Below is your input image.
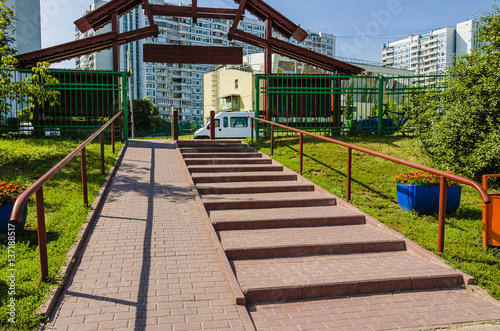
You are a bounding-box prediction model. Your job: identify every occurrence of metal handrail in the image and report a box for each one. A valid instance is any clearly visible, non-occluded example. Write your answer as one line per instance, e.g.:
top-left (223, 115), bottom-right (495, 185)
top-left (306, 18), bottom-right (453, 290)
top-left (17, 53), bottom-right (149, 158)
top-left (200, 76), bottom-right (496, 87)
top-left (248, 116), bottom-right (490, 255)
top-left (9, 111), bottom-right (122, 281)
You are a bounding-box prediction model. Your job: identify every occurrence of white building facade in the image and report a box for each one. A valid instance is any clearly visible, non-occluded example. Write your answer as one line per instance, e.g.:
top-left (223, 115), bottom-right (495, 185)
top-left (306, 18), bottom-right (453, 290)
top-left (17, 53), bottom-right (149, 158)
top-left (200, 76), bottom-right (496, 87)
top-left (6, 0), bottom-right (41, 54)
top-left (76, 1), bottom-right (335, 123)
top-left (381, 20), bottom-right (476, 75)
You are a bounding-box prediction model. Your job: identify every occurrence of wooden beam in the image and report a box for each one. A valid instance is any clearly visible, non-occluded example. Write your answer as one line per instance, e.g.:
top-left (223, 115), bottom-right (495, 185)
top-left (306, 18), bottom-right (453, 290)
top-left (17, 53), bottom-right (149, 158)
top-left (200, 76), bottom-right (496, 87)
top-left (142, 0), bottom-right (159, 36)
top-left (228, 0), bottom-right (247, 40)
top-left (143, 44), bottom-right (243, 65)
top-left (192, 0), bottom-right (197, 23)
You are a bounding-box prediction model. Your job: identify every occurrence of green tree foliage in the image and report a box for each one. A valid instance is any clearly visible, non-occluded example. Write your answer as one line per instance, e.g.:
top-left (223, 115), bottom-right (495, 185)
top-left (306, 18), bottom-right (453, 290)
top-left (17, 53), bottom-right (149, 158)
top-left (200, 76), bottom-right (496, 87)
top-left (406, 2), bottom-right (500, 181)
top-left (0, 1), bottom-right (59, 124)
top-left (131, 98), bottom-right (166, 131)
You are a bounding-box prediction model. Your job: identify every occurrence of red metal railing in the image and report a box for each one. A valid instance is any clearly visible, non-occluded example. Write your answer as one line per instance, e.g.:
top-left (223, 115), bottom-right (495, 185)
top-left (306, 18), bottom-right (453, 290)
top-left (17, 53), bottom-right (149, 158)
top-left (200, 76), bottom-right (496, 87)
top-left (249, 116), bottom-right (491, 255)
top-left (9, 111), bottom-right (122, 282)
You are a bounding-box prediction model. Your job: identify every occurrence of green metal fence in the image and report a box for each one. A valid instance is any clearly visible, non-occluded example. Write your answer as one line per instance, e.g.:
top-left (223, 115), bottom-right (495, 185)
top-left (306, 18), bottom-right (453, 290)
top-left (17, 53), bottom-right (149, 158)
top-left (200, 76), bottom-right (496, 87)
top-left (1, 69), bottom-right (128, 139)
top-left (134, 121), bottom-right (202, 139)
top-left (254, 74), bottom-right (445, 137)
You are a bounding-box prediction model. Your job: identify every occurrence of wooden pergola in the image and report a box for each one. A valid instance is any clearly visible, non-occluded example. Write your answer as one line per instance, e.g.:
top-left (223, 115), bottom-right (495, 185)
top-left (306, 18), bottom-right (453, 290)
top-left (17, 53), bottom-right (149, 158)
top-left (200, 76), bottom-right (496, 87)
top-left (15, 0), bottom-right (362, 75)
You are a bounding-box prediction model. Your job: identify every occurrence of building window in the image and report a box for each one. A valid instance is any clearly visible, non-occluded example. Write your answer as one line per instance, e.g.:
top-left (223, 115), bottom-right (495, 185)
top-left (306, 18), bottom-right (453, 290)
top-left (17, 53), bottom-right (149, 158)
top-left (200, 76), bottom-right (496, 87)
top-left (235, 79), bottom-right (239, 89)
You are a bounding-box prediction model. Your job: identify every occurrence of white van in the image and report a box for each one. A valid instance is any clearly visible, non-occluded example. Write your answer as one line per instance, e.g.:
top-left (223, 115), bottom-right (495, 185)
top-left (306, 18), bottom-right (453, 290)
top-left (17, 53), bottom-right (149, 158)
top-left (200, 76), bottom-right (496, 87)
top-left (194, 111), bottom-right (254, 139)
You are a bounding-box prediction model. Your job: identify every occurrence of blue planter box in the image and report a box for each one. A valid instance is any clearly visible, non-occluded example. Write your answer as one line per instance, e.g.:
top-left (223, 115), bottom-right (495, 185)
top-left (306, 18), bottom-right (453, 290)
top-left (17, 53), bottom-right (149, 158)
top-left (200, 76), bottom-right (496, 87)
top-left (397, 184), bottom-right (462, 214)
top-left (0, 204), bottom-right (27, 235)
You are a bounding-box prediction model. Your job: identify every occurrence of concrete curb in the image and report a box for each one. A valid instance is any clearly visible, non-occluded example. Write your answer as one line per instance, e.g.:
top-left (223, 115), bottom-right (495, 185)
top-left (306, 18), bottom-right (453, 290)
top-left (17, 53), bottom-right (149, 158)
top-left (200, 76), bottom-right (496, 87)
top-left (37, 141), bottom-right (128, 319)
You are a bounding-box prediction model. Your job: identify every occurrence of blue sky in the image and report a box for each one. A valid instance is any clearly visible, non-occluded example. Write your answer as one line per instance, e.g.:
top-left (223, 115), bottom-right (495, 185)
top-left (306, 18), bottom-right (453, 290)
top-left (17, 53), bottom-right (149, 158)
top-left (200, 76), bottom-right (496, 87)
top-left (40, 0), bottom-right (496, 67)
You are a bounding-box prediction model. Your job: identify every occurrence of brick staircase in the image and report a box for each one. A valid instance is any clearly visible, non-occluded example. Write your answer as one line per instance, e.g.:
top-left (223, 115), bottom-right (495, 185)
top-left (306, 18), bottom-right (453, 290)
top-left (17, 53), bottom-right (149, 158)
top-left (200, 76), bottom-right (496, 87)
top-left (177, 140), bottom-right (465, 304)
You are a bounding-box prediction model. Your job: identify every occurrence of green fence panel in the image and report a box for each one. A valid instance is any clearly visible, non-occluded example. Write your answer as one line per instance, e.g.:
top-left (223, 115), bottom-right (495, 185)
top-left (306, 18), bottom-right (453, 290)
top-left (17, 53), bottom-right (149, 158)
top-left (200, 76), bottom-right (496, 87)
top-left (254, 73), bottom-right (445, 137)
top-left (1, 69), bottom-right (128, 139)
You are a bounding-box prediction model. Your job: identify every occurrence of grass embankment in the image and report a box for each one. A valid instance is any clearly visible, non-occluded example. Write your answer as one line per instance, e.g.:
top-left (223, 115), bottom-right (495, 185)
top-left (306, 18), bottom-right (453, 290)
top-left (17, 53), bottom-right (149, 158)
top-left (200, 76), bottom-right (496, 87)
top-left (0, 137), bottom-right (123, 330)
top-left (248, 134), bottom-right (500, 300)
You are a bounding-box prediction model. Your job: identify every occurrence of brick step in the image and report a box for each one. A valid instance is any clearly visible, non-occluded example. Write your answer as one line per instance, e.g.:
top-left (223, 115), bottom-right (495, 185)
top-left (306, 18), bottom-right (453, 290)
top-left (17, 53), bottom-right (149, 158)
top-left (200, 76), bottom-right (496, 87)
top-left (182, 153), bottom-right (262, 159)
top-left (197, 181), bottom-right (314, 195)
top-left (188, 164), bottom-right (283, 173)
top-left (209, 206), bottom-right (365, 230)
top-left (179, 147), bottom-right (255, 153)
top-left (232, 251), bottom-right (464, 303)
top-left (176, 139), bottom-right (243, 146)
top-left (202, 191), bottom-right (336, 210)
top-left (192, 171), bottom-right (296, 183)
top-left (185, 158), bottom-right (272, 165)
top-left (220, 224), bottom-right (406, 260)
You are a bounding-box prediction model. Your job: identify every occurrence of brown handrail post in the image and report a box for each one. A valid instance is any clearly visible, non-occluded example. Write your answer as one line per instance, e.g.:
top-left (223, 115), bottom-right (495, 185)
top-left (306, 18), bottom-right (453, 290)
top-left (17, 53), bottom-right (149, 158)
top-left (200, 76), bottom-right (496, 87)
top-left (250, 118), bottom-right (254, 144)
top-left (247, 116), bottom-right (491, 256)
top-left (81, 148), bottom-right (88, 206)
top-left (299, 133), bottom-right (303, 175)
top-left (36, 188), bottom-right (49, 282)
top-left (270, 125), bottom-right (274, 156)
top-left (173, 110), bottom-right (179, 140)
top-left (437, 176), bottom-right (447, 255)
top-left (210, 110), bottom-right (215, 140)
top-left (100, 132), bottom-right (105, 175)
top-left (347, 147), bottom-right (352, 202)
top-left (111, 121), bottom-right (115, 155)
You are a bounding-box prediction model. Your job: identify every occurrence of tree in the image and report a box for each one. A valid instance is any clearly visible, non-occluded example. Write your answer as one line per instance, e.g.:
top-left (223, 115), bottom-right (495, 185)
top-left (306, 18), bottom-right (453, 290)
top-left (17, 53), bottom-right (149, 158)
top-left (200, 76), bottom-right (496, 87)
top-left (406, 2), bottom-right (500, 181)
top-left (131, 98), bottom-right (165, 131)
top-left (0, 1), bottom-right (59, 124)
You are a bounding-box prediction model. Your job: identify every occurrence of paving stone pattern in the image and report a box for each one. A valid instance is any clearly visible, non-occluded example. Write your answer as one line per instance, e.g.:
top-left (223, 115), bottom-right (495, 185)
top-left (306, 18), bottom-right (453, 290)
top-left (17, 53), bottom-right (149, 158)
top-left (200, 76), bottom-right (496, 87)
top-left (46, 140), bottom-right (248, 331)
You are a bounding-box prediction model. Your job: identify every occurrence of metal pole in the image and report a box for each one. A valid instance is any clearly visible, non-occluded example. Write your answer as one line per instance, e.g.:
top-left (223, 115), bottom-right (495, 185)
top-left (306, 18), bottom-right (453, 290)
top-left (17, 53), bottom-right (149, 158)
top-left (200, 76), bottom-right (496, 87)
top-left (254, 75), bottom-right (260, 140)
top-left (111, 121), bottom-right (115, 155)
top-left (437, 176), bottom-right (447, 255)
top-left (270, 125), bottom-right (274, 156)
top-left (173, 110), bottom-right (179, 140)
top-left (81, 148), bottom-right (88, 206)
top-left (299, 133), bottom-right (303, 175)
top-left (36, 188), bottom-right (48, 282)
top-left (210, 110), bottom-right (215, 140)
top-left (100, 132), bottom-right (105, 175)
top-left (347, 147), bottom-right (352, 202)
top-left (250, 118), bottom-right (254, 144)
top-left (482, 175), bottom-right (488, 248)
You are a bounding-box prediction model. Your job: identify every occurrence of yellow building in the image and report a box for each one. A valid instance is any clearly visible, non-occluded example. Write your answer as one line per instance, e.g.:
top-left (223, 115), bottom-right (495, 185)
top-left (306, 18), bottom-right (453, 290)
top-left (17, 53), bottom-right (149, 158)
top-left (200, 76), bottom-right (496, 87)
top-left (203, 67), bottom-right (254, 124)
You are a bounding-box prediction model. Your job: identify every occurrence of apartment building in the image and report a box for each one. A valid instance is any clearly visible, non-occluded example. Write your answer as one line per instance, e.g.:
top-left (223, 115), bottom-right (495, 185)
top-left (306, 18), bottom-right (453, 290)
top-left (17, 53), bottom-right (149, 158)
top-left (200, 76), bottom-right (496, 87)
top-left (381, 20), bottom-right (476, 75)
top-left (6, 0), bottom-right (41, 54)
top-left (75, 0), bottom-right (335, 124)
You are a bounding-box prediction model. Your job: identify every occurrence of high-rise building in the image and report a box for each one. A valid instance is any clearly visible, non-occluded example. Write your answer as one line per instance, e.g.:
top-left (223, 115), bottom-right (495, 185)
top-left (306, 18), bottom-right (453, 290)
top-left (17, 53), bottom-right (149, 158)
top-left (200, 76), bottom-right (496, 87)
top-left (6, 0), bottom-right (41, 54)
top-left (75, 0), bottom-right (335, 123)
top-left (381, 20), bottom-right (477, 75)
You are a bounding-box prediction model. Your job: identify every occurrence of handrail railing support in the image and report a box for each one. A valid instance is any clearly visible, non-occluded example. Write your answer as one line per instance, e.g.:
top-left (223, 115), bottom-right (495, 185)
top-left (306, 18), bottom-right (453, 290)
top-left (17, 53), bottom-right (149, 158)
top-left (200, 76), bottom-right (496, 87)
top-left (299, 133), bottom-right (303, 175)
top-left (9, 111), bottom-right (123, 282)
top-left (81, 148), bottom-right (88, 206)
top-left (270, 125), bottom-right (274, 156)
top-left (111, 121), bottom-right (115, 155)
top-left (210, 110), bottom-right (215, 140)
top-left (250, 118), bottom-right (254, 144)
top-left (437, 176), bottom-right (447, 255)
top-left (100, 132), bottom-right (105, 175)
top-left (173, 110), bottom-right (179, 140)
top-left (347, 147), bottom-right (352, 202)
top-left (36, 188), bottom-right (49, 282)
top-left (248, 116), bottom-right (491, 255)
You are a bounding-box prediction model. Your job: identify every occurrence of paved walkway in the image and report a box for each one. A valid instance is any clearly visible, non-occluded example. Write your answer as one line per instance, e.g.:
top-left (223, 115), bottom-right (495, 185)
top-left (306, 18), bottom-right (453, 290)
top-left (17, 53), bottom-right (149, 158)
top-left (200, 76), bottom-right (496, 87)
top-left (45, 139), bottom-right (500, 331)
top-left (46, 140), bottom-right (250, 331)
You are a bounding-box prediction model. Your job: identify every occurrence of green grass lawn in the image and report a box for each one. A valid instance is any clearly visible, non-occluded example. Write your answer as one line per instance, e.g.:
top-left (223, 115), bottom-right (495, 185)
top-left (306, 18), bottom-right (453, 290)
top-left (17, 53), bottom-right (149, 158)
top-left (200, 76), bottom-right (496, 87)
top-left (248, 134), bottom-right (500, 301)
top-left (0, 136), bottom-right (123, 331)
